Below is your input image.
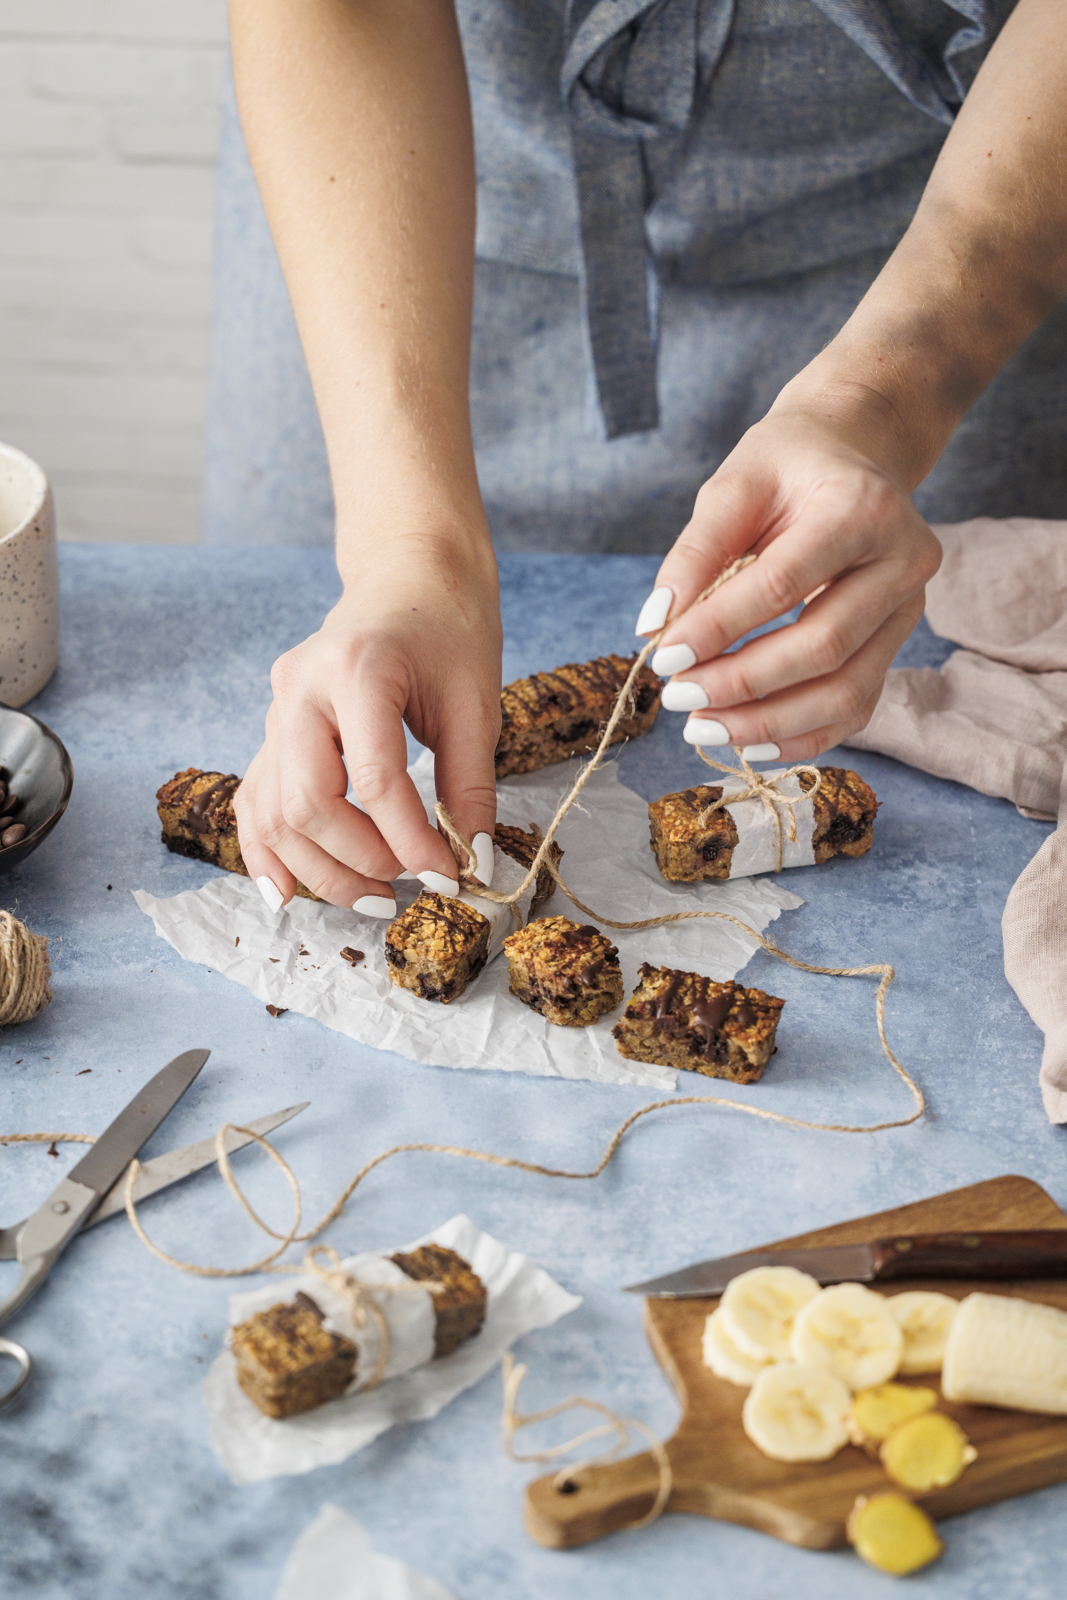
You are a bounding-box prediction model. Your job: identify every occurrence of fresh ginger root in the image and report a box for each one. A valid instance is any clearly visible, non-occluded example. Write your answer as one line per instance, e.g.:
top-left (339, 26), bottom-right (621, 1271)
top-left (847, 1383), bottom-right (937, 1450)
top-left (880, 1410), bottom-right (976, 1491)
top-left (847, 1492), bottom-right (943, 1575)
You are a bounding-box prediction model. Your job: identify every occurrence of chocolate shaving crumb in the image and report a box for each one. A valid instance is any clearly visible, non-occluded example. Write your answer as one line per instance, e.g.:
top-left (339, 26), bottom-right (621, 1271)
top-left (340, 947), bottom-right (365, 966)
top-left (47, 1142), bottom-right (59, 1158)
top-left (235, 936), bottom-right (240, 946)
top-left (76, 1068), bottom-right (91, 1076)
top-left (107, 884), bottom-right (112, 891)
top-left (269, 957), bottom-right (280, 963)
top-left (298, 945), bottom-right (309, 957)
top-left (265, 1004), bottom-right (287, 1018)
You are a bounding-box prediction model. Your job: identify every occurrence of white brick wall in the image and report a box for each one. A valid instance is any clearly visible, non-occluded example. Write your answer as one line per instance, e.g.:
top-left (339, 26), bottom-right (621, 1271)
top-left (0, 1), bottom-right (229, 544)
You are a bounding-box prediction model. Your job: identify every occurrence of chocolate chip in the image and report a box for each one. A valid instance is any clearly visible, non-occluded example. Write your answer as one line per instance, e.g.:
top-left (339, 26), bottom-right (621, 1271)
top-left (340, 946), bottom-right (365, 966)
top-left (265, 1004), bottom-right (287, 1018)
top-left (1, 823), bottom-right (26, 847)
top-left (76, 1069), bottom-right (91, 1076)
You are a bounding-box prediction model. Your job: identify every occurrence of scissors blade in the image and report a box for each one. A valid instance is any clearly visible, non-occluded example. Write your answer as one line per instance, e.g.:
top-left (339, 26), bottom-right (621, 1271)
top-left (64, 1048), bottom-right (210, 1197)
top-left (85, 1102), bottom-right (309, 1227)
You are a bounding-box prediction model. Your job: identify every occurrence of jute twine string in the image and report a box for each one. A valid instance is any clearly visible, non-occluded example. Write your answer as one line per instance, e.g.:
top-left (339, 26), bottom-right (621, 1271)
top-left (0, 910), bottom-right (52, 1027)
top-left (501, 1351), bottom-right (673, 1530)
top-left (694, 747), bottom-right (823, 871)
top-left (433, 555), bottom-right (761, 926)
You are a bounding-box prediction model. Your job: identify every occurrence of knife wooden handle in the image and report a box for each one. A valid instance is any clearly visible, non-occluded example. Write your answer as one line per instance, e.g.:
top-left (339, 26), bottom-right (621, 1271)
top-left (870, 1230), bottom-right (1067, 1281)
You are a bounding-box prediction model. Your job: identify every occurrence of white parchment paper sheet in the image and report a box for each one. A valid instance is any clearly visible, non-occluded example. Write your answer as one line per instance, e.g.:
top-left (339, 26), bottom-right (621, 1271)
top-left (203, 1214), bottom-right (581, 1484)
top-left (276, 1506), bottom-right (455, 1600)
top-left (135, 754), bottom-right (802, 1090)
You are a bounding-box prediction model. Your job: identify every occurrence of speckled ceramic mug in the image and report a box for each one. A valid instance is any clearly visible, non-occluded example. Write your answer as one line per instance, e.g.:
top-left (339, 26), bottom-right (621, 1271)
top-left (0, 442), bottom-right (59, 708)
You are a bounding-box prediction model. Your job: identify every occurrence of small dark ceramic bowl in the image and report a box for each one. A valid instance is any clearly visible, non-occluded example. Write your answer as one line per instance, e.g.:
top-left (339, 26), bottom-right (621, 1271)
top-left (0, 703), bottom-right (73, 873)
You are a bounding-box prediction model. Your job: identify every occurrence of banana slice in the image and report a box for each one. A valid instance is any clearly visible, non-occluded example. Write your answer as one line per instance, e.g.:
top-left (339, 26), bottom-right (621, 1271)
top-left (719, 1265), bottom-right (821, 1362)
top-left (885, 1290), bottom-right (959, 1374)
top-left (702, 1309), bottom-right (773, 1387)
top-left (742, 1360), bottom-right (851, 1461)
top-left (790, 1283), bottom-right (903, 1390)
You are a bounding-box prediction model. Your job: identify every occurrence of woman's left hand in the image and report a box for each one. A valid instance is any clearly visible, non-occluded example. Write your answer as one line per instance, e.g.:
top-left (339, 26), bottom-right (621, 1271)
top-left (636, 393), bottom-right (943, 762)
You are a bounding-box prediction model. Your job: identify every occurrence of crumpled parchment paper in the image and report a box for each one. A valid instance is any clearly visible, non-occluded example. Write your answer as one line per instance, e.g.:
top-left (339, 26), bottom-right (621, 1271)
top-left (135, 753), bottom-right (802, 1090)
top-left (275, 1505), bottom-right (454, 1600)
top-left (203, 1213), bottom-right (581, 1483)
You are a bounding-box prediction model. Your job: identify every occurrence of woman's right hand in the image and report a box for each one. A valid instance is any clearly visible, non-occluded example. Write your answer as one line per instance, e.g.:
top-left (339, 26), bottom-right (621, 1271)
top-left (233, 531), bottom-right (502, 917)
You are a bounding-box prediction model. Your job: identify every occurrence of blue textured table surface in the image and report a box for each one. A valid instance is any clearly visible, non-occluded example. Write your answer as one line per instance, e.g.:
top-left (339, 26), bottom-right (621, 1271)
top-left (1, 546), bottom-right (1064, 1600)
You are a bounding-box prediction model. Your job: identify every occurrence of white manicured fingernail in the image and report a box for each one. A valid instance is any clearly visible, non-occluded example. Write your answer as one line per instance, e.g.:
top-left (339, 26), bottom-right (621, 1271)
top-left (741, 743), bottom-right (781, 763)
top-left (256, 876), bottom-right (284, 913)
top-left (651, 643), bottom-right (697, 677)
top-left (683, 718), bottom-right (731, 746)
top-left (354, 894), bottom-right (396, 918)
top-left (635, 586), bottom-right (673, 635)
top-left (418, 870), bottom-right (460, 897)
top-left (471, 832), bottom-right (495, 888)
top-left (396, 869), bottom-right (417, 881)
top-left (661, 680), bottom-right (709, 712)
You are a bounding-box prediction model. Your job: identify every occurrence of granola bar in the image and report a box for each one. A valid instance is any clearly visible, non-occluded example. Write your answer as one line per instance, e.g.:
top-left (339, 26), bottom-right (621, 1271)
top-left (232, 1292), bottom-right (357, 1419)
top-left (156, 767), bottom-right (319, 899)
top-left (612, 964), bottom-right (784, 1081)
top-left (648, 765), bottom-right (879, 882)
top-left (495, 654), bottom-right (661, 777)
top-left (231, 1247), bottom-right (487, 1419)
top-left (390, 1243), bottom-right (488, 1357)
top-left (503, 915), bottom-right (624, 1027)
top-left (385, 824), bottom-right (561, 1003)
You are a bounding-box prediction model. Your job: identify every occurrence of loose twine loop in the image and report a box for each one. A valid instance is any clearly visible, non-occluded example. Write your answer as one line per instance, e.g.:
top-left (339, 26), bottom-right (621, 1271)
top-left (0, 910), bottom-right (52, 1027)
top-left (501, 1351), bottom-right (673, 1530)
top-left (0, 554), bottom-right (925, 1526)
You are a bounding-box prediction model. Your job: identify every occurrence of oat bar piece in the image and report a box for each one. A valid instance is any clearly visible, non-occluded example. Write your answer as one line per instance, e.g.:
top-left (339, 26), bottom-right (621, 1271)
top-left (612, 964), bottom-right (784, 1082)
top-left (157, 767), bottom-right (319, 899)
top-left (806, 766), bottom-right (879, 862)
top-left (648, 785), bottom-right (739, 882)
top-left (390, 1243), bottom-right (488, 1357)
top-left (647, 765), bottom-right (879, 882)
top-left (385, 824), bottom-right (562, 1003)
top-left (231, 1292), bottom-right (357, 1419)
top-left (386, 892), bottom-right (490, 1003)
top-left (492, 823), bottom-right (560, 917)
top-left (503, 915), bottom-right (624, 1027)
top-left (495, 654), bottom-right (661, 778)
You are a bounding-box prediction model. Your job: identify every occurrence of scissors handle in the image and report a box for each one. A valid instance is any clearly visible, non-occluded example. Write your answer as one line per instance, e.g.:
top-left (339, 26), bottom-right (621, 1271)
top-left (0, 1337), bottom-right (32, 1409)
top-left (0, 1177), bottom-right (99, 1330)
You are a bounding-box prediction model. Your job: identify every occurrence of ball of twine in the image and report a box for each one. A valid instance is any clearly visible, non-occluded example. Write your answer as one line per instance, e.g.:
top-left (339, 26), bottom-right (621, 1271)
top-left (0, 910), bottom-right (52, 1027)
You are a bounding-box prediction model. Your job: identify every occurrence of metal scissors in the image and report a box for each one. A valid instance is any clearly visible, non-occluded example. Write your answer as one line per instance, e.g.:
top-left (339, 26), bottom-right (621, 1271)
top-left (0, 1047), bottom-right (307, 1406)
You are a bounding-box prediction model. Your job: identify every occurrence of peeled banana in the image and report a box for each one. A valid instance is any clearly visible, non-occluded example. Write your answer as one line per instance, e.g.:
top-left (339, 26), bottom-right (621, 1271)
top-left (885, 1290), bottom-right (959, 1374)
top-left (790, 1282), bottom-right (903, 1391)
top-left (941, 1291), bottom-right (1067, 1414)
top-left (702, 1308), bottom-right (773, 1387)
top-left (719, 1265), bottom-right (820, 1362)
top-left (741, 1360), bottom-right (851, 1461)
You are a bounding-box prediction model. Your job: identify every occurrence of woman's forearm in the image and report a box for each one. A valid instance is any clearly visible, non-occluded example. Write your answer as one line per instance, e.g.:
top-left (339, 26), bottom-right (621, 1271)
top-left (777, 0), bottom-right (1067, 487)
top-left (229, 0), bottom-right (487, 581)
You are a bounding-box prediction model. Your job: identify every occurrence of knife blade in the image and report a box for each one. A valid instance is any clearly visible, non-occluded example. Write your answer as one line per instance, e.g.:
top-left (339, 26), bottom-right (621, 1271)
top-left (625, 1230), bottom-right (1067, 1298)
top-left (64, 1047), bottom-right (211, 1196)
top-left (85, 1101), bottom-right (309, 1226)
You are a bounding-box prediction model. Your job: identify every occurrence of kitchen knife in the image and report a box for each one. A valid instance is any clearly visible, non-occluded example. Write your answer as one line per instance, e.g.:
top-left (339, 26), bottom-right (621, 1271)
top-left (625, 1230), bottom-right (1067, 1299)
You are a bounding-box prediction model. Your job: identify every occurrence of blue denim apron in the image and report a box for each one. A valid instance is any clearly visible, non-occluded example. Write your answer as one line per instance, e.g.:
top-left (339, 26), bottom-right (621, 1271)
top-left (203, 0), bottom-right (1067, 551)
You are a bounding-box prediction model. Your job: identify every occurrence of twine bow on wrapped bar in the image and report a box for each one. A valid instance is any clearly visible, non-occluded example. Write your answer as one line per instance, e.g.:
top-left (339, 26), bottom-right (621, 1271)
top-left (695, 749), bottom-right (823, 873)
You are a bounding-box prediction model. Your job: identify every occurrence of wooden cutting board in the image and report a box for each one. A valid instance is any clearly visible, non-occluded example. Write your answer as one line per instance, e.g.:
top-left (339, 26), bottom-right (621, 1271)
top-left (525, 1174), bottom-right (1067, 1549)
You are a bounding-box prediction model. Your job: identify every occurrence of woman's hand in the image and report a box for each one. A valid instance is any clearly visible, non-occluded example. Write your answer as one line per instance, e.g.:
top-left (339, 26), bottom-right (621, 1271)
top-left (234, 533), bottom-right (502, 915)
top-left (637, 392), bottom-right (943, 762)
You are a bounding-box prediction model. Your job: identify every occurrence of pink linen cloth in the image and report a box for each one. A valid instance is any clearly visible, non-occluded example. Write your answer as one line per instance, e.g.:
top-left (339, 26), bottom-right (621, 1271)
top-left (845, 517), bottom-right (1067, 1123)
